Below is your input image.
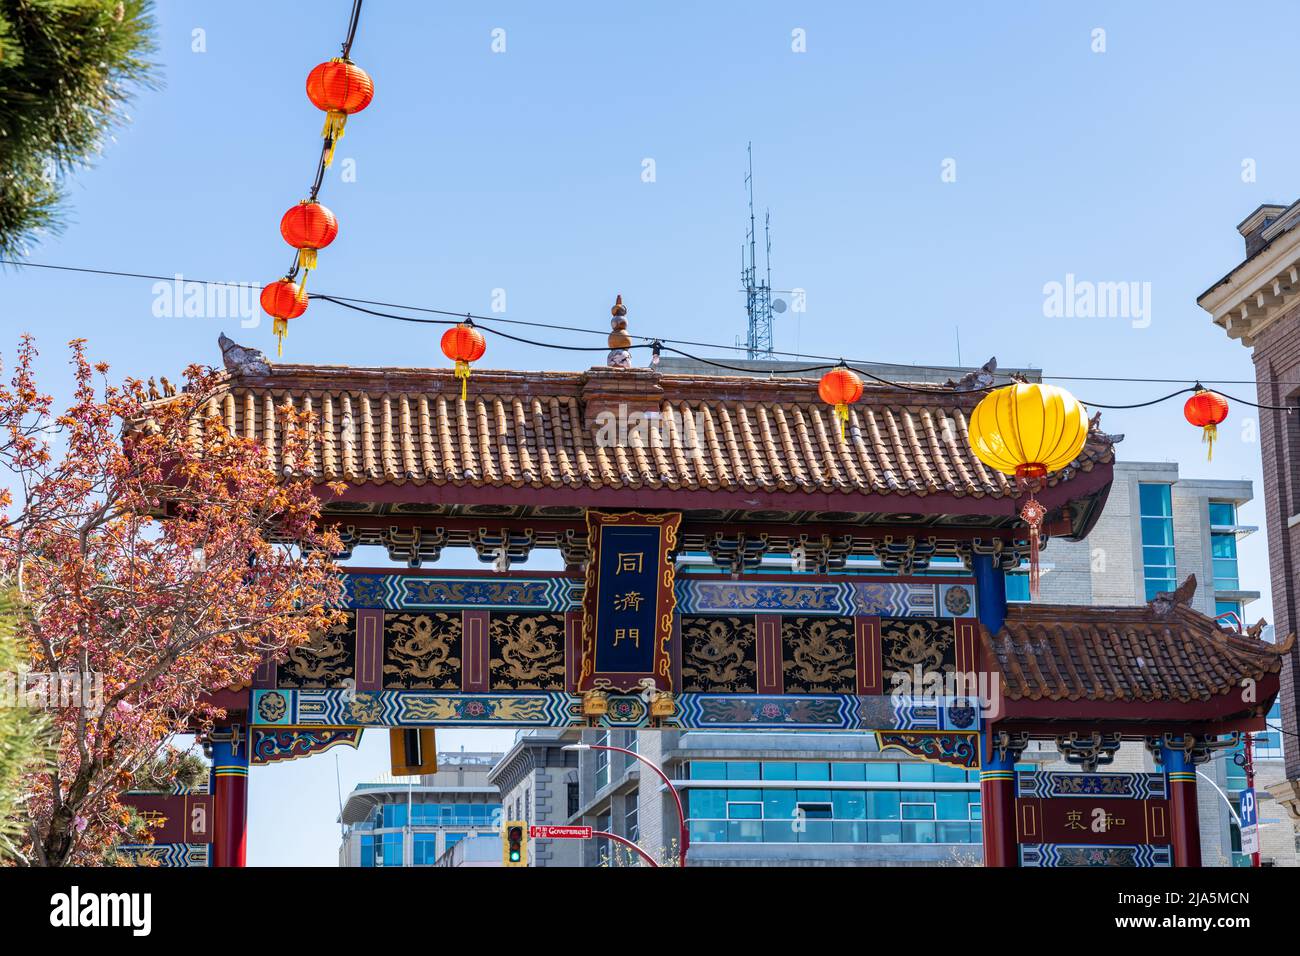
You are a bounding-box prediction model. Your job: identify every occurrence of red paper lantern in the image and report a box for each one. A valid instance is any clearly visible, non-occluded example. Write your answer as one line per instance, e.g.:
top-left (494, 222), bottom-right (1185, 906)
top-left (441, 321), bottom-right (487, 401)
top-left (261, 279), bottom-right (307, 356)
top-left (280, 200), bottom-right (338, 272)
top-left (1184, 388), bottom-right (1229, 461)
top-left (306, 58), bottom-right (374, 166)
top-left (818, 366), bottom-right (864, 441)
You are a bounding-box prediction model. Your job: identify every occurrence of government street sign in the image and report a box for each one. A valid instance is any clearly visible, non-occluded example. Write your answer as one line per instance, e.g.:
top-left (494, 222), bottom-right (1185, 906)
top-left (530, 825), bottom-right (593, 840)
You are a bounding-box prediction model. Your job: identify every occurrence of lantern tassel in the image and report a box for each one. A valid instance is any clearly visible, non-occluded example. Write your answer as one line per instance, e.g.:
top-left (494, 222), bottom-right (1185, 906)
top-left (1019, 493), bottom-right (1047, 598)
top-left (454, 359), bottom-right (471, 402)
top-left (321, 111), bottom-right (347, 167)
top-left (273, 317), bottom-right (287, 357)
top-left (1202, 423), bottom-right (1217, 462)
top-left (298, 248), bottom-right (318, 271)
top-left (835, 403), bottom-right (849, 442)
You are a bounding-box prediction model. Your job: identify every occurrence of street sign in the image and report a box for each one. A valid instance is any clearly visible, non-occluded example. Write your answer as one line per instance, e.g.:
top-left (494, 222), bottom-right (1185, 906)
top-left (530, 825), bottom-right (593, 840)
top-left (1239, 787), bottom-right (1259, 855)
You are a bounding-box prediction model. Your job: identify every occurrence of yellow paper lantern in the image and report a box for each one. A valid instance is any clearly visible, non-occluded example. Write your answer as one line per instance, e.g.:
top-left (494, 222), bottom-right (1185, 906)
top-left (966, 383), bottom-right (1089, 596)
top-left (968, 383), bottom-right (1089, 479)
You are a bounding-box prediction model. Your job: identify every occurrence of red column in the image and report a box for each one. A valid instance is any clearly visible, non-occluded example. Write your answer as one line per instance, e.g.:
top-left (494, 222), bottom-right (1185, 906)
top-left (980, 764), bottom-right (1018, 867)
top-left (1163, 745), bottom-right (1201, 868)
top-left (211, 732), bottom-right (249, 867)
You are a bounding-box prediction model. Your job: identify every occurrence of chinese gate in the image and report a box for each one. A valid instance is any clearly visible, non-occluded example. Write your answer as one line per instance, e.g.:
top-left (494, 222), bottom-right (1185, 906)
top-left (170, 343), bottom-right (1287, 867)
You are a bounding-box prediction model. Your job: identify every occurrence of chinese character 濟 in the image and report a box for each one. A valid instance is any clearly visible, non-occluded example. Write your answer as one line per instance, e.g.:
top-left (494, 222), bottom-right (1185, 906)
top-left (614, 591), bottom-right (644, 612)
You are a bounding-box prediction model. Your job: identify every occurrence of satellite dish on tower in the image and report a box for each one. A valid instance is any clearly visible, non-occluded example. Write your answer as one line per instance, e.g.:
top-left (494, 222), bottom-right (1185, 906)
top-left (772, 298), bottom-right (787, 314)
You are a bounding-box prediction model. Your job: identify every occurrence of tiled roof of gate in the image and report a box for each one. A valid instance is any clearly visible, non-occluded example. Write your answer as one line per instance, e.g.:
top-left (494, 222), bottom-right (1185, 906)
top-left (983, 583), bottom-right (1292, 703)
top-left (193, 362), bottom-right (1116, 499)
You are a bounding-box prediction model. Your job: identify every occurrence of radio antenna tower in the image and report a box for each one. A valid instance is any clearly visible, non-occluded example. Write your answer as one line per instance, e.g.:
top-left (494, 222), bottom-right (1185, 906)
top-left (740, 142), bottom-right (779, 359)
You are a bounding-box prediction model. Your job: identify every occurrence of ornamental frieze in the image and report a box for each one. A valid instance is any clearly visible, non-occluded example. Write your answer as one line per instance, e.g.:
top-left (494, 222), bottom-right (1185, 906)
top-left (383, 612), bottom-right (460, 690)
top-left (279, 614), bottom-right (355, 689)
top-left (880, 618), bottom-right (956, 677)
top-left (680, 616), bottom-right (757, 694)
top-left (488, 612), bottom-right (566, 691)
top-left (781, 616), bottom-right (857, 695)
top-left (250, 727), bottom-right (364, 765)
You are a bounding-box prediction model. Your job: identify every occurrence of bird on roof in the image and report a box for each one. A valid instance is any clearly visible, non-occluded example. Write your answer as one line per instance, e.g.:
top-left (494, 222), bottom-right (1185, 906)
top-left (219, 333), bottom-right (271, 376)
top-left (945, 356), bottom-right (997, 391)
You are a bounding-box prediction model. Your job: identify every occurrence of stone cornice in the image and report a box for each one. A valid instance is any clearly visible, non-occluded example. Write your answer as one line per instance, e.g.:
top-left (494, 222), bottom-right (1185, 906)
top-left (1199, 224), bottom-right (1300, 347)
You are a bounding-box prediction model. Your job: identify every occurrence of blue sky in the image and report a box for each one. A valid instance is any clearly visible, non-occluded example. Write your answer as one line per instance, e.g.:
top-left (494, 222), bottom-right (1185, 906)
top-left (3, 1), bottom-right (1295, 864)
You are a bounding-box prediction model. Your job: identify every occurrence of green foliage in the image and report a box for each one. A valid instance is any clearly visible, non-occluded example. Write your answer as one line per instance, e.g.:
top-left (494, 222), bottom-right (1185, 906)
top-left (0, 0), bottom-right (158, 258)
top-left (132, 745), bottom-right (208, 794)
top-left (0, 587), bottom-right (49, 862)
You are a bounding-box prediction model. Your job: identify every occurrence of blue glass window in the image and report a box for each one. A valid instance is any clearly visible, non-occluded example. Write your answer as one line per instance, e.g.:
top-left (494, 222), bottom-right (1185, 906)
top-left (1139, 484), bottom-right (1176, 600)
top-left (1208, 501), bottom-right (1236, 526)
top-left (1212, 532), bottom-right (1240, 591)
top-left (684, 785), bottom-right (979, 845)
top-left (382, 804), bottom-right (407, 829)
top-left (413, 833), bottom-right (440, 865)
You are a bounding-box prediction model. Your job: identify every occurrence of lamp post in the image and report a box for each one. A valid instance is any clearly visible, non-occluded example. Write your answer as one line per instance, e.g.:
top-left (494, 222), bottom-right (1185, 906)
top-left (564, 743), bottom-right (689, 867)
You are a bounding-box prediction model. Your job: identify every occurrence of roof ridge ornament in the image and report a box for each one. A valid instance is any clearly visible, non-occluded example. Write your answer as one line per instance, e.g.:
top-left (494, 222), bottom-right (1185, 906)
top-left (1149, 573), bottom-right (1197, 617)
top-left (607, 294), bottom-right (632, 368)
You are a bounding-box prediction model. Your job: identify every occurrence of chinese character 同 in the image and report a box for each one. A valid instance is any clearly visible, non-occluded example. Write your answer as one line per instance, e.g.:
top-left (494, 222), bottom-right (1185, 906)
top-left (616, 552), bottom-right (643, 575)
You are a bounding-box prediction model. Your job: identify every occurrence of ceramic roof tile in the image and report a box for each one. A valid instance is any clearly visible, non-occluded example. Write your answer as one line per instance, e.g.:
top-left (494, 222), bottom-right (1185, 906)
top-left (191, 364), bottom-right (1115, 501)
top-left (983, 594), bottom-right (1292, 704)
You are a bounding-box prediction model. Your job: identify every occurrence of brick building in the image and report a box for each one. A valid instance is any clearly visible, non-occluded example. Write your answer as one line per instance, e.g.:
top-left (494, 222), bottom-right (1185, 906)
top-left (1198, 202), bottom-right (1300, 825)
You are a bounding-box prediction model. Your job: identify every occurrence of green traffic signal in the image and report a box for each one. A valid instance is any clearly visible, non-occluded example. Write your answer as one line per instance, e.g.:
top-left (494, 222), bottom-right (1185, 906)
top-left (505, 823), bottom-right (525, 866)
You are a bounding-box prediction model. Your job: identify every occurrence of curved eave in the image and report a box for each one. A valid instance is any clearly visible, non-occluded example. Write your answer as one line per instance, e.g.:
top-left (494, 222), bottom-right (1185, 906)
top-left (313, 456), bottom-right (1115, 524)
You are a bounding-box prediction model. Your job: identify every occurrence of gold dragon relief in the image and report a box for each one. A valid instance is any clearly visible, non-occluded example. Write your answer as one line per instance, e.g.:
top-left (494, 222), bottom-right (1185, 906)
top-left (680, 616), bottom-right (757, 693)
top-left (489, 613), bottom-right (567, 691)
top-left (880, 617), bottom-right (956, 677)
top-left (781, 616), bottom-right (857, 694)
top-left (384, 612), bottom-right (461, 690)
top-left (280, 614), bottom-right (356, 688)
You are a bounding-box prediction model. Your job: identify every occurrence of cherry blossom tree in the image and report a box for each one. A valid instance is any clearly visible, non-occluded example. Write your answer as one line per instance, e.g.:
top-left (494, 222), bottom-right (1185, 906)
top-left (0, 337), bottom-right (343, 865)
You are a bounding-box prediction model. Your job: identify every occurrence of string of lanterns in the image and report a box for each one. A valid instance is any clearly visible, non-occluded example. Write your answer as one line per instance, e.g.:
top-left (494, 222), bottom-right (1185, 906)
top-left (259, 0), bottom-right (373, 355)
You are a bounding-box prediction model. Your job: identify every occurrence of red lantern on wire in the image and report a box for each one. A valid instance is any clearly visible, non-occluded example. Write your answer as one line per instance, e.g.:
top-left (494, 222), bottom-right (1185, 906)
top-left (306, 58), bottom-right (374, 167)
top-left (441, 320), bottom-right (487, 401)
top-left (1184, 387), bottom-right (1229, 461)
top-left (818, 365), bottom-right (864, 441)
top-left (280, 200), bottom-right (338, 273)
top-left (260, 278), bottom-right (307, 356)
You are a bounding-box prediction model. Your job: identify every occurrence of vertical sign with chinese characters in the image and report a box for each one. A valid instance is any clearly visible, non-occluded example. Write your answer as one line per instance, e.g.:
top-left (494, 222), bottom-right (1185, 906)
top-left (578, 511), bottom-right (681, 692)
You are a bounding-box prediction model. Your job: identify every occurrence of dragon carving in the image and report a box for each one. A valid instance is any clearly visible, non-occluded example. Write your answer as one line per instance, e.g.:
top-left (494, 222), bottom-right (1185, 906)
top-left (681, 617), bottom-right (756, 693)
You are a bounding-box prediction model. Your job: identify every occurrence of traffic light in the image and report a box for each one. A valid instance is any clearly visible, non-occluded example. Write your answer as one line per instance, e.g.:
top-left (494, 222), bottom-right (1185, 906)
top-left (502, 820), bottom-right (528, 867)
top-left (389, 728), bottom-right (437, 776)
